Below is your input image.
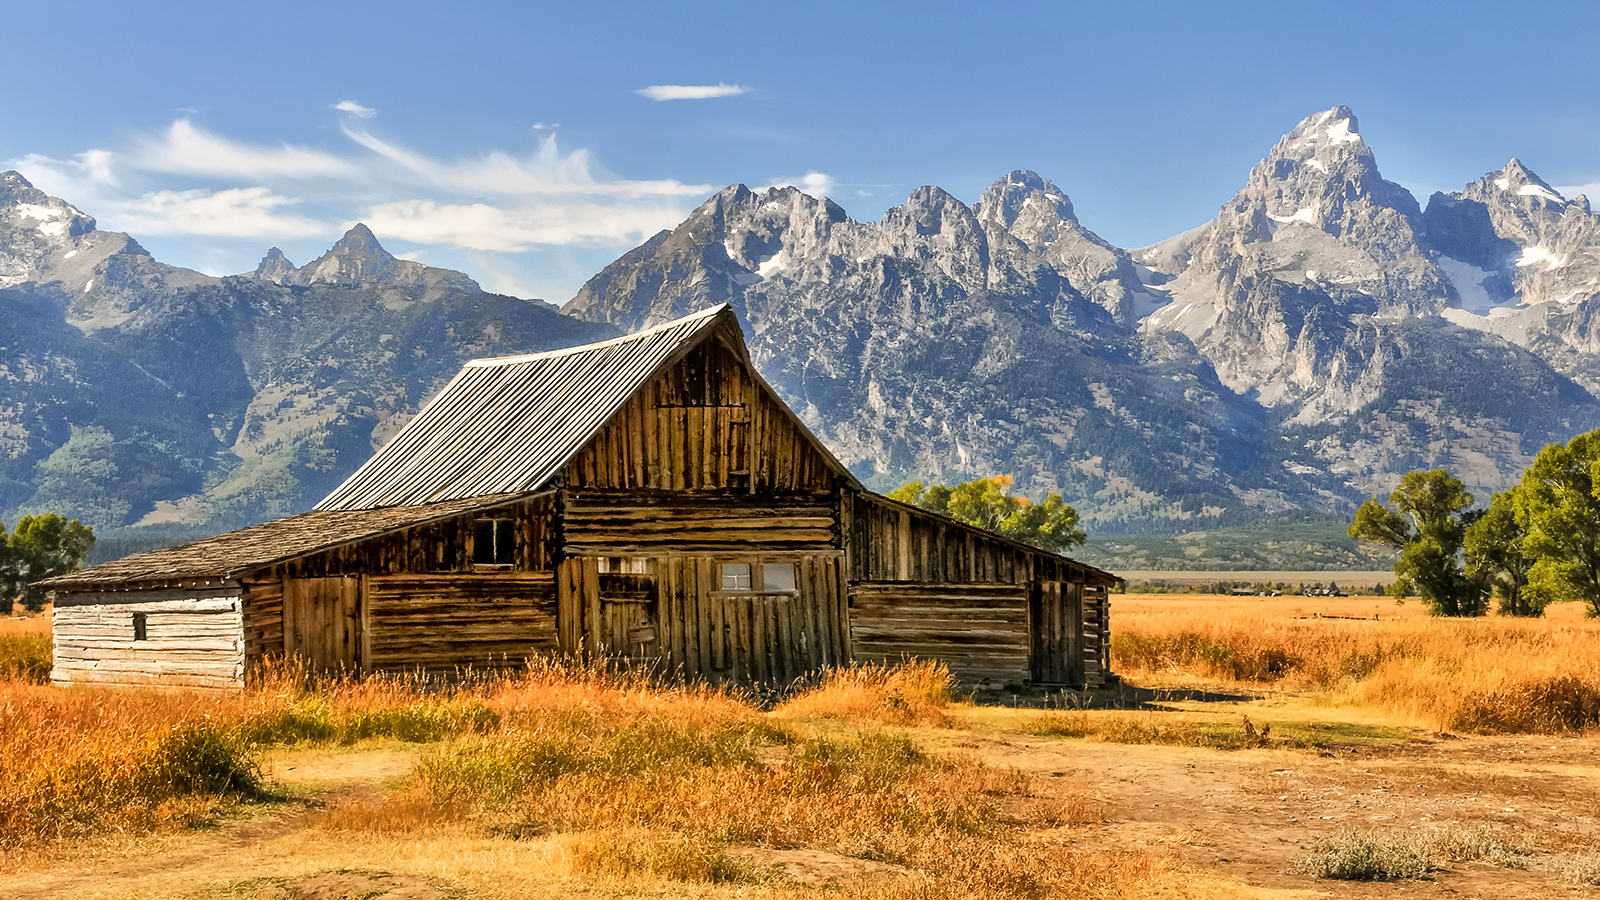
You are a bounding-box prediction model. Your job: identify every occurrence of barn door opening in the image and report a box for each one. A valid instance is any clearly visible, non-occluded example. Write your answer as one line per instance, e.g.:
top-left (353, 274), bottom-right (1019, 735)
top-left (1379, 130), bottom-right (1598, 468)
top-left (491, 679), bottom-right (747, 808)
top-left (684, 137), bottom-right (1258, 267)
top-left (597, 560), bottom-right (659, 667)
top-left (1029, 580), bottom-right (1083, 686)
top-left (283, 576), bottom-right (363, 675)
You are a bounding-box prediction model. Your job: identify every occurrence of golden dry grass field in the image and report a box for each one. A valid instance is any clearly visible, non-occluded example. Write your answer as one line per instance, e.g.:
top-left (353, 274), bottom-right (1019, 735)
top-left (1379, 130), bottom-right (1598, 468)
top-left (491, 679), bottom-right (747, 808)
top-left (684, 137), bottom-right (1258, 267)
top-left (0, 595), bottom-right (1596, 900)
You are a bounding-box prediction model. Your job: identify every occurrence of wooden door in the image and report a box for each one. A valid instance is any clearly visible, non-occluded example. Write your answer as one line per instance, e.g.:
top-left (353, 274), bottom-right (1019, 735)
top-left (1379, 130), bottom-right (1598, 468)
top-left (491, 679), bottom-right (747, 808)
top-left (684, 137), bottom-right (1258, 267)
top-left (598, 573), bottom-right (659, 666)
top-left (283, 576), bottom-right (363, 675)
top-left (1029, 580), bottom-right (1083, 686)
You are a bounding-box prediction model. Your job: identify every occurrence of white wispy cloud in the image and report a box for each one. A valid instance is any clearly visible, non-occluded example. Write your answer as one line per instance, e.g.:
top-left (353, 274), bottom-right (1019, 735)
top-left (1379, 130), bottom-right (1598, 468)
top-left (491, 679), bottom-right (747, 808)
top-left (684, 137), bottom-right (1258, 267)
top-left (137, 120), bottom-right (358, 179)
top-left (359, 197), bottom-right (686, 251)
top-left (10, 150), bottom-right (120, 198)
top-left (763, 171), bottom-right (836, 199)
top-left (340, 125), bottom-right (712, 198)
top-left (333, 100), bottom-right (377, 118)
top-left (637, 83), bottom-right (748, 101)
top-left (112, 187), bottom-right (332, 238)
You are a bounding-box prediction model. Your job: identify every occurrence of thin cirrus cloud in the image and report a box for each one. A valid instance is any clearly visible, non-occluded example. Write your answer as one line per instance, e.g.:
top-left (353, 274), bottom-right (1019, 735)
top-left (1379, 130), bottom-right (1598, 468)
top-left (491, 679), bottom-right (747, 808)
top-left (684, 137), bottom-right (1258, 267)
top-left (15, 116), bottom-right (718, 257)
top-left (359, 197), bottom-right (690, 251)
top-left (333, 100), bottom-right (377, 119)
top-left (637, 83), bottom-right (748, 101)
top-left (136, 120), bottom-right (358, 179)
top-left (340, 124), bottom-right (712, 198)
top-left (111, 187), bottom-right (332, 238)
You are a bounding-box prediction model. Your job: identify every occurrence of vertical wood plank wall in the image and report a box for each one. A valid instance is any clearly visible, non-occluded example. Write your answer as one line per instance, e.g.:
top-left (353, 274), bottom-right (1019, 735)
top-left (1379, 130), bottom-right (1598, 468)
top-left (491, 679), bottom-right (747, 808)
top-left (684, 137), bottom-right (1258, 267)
top-left (847, 493), bottom-right (1115, 688)
top-left (564, 335), bottom-right (837, 494)
top-left (558, 554), bottom-right (847, 684)
top-left (51, 589), bottom-right (245, 688)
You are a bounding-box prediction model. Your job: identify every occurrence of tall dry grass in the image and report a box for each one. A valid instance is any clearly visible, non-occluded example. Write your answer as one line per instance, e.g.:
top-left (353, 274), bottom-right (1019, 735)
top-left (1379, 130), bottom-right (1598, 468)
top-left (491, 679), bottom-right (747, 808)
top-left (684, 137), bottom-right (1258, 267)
top-left (1112, 595), bottom-right (1600, 733)
top-left (0, 613), bottom-right (51, 684)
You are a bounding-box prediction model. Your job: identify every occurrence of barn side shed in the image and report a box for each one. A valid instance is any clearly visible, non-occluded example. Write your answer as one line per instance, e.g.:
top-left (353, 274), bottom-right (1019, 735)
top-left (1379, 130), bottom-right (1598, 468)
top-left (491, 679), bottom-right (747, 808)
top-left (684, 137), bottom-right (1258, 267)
top-left (45, 304), bottom-right (1119, 689)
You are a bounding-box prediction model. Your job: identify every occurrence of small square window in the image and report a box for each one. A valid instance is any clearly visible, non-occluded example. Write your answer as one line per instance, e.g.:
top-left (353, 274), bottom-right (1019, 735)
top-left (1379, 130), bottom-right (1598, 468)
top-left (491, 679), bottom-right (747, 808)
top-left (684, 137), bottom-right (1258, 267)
top-left (474, 518), bottom-right (515, 565)
top-left (132, 612), bottom-right (148, 641)
top-left (720, 563), bottom-right (752, 591)
top-left (762, 562), bottom-right (797, 592)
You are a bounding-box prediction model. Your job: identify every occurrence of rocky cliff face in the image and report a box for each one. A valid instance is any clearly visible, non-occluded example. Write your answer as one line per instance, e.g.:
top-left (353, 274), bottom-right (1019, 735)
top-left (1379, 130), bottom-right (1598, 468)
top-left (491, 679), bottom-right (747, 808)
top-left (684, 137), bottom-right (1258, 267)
top-left (566, 108), bottom-right (1600, 513)
top-left (0, 174), bottom-right (613, 531)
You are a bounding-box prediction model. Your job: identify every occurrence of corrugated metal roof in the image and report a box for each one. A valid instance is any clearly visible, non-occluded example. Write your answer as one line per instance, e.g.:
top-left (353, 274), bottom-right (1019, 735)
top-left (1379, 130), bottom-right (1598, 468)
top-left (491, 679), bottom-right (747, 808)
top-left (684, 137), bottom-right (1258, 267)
top-left (43, 494), bottom-right (526, 590)
top-left (317, 305), bottom-right (733, 511)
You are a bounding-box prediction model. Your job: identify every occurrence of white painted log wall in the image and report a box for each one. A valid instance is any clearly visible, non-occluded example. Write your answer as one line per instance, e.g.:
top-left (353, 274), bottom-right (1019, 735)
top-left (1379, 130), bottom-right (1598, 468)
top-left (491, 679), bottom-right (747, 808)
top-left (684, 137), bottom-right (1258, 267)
top-left (51, 593), bottom-right (246, 689)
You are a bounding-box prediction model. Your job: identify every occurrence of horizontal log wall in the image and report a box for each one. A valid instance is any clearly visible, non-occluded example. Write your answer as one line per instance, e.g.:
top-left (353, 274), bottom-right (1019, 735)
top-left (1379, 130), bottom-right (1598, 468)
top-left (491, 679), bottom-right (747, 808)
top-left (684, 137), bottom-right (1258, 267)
top-left (558, 554), bottom-right (847, 685)
top-left (366, 574), bottom-right (558, 673)
top-left (565, 333), bottom-right (837, 494)
top-left (269, 494), bottom-right (554, 579)
top-left (848, 582), bottom-right (1030, 685)
top-left (51, 592), bottom-right (245, 689)
top-left (562, 489), bottom-right (839, 555)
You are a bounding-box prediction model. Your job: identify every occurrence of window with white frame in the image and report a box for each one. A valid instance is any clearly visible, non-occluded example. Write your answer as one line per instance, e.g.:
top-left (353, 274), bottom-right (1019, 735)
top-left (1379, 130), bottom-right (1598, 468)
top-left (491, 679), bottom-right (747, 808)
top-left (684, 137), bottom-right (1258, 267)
top-left (717, 560), bottom-right (798, 593)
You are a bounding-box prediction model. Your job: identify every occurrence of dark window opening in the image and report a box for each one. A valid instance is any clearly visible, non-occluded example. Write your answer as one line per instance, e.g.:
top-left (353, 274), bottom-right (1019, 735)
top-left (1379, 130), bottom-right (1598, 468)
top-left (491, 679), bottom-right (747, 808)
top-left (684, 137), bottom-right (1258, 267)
top-left (474, 518), bottom-right (516, 565)
top-left (132, 612), bottom-right (148, 641)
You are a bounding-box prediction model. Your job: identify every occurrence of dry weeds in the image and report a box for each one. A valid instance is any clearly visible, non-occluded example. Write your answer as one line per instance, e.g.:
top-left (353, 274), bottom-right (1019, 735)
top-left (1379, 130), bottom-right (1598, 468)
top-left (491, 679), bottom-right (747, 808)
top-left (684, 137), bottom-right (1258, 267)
top-left (1113, 593), bottom-right (1600, 733)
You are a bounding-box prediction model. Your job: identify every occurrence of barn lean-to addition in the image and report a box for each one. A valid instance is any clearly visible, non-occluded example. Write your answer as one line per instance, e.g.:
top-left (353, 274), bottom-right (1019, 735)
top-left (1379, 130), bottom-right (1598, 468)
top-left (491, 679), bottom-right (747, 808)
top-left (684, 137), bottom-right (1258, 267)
top-left (44, 305), bottom-right (1119, 690)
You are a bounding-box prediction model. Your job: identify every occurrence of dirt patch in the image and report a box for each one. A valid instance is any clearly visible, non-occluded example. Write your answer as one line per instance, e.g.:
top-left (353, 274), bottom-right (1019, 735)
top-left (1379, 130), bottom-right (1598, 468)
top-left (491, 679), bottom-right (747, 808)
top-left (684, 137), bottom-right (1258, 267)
top-left (727, 846), bottom-right (910, 885)
top-left (219, 869), bottom-right (459, 900)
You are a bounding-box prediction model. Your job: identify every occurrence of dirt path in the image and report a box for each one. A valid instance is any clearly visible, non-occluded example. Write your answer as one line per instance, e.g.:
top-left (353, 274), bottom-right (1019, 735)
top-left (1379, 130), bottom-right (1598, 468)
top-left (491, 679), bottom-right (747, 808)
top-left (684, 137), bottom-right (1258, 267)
top-left (952, 728), bottom-right (1600, 896)
top-left (0, 748), bottom-right (425, 900)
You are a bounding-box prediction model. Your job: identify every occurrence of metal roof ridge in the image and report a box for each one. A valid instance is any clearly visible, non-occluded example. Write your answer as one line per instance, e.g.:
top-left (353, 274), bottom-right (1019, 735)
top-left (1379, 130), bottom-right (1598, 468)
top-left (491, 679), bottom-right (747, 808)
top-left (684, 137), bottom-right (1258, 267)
top-left (464, 304), bottom-right (731, 368)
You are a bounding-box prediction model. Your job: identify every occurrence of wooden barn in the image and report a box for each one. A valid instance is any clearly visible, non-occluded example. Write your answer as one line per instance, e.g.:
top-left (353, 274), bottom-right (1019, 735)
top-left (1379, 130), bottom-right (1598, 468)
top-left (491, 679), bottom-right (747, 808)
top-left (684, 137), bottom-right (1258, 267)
top-left (43, 305), bottom-right (1119, 690)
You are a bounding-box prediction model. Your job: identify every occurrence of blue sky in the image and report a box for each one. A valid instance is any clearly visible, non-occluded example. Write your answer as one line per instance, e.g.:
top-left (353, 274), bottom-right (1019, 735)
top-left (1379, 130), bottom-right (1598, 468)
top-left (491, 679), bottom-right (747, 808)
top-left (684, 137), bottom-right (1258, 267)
top-left (3, 0), bottom-right (1597, 301)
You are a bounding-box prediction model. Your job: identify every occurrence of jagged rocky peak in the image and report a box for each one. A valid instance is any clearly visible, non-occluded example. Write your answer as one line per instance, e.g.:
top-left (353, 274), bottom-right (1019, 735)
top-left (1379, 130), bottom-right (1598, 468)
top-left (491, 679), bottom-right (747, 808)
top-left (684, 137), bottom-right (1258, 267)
top-left (251, 247), bottom-right (297, 284)
top-left (975, 170), bottom-right (1076, 235)
top-left (0, 170), bottom-right (98, 239)
top-left (1230, 105), bottom-right (1423, 239)
top-left (303, 223), bottom-right (398, 286)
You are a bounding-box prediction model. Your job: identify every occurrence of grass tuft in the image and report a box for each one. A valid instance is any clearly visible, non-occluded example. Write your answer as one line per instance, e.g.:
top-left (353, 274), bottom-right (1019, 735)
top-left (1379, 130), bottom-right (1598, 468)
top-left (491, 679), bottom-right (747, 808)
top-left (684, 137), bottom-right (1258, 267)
top-left (778, 660), bottom-right (954, 726)
top-left (1292, 828), bottom-right (1434, 880)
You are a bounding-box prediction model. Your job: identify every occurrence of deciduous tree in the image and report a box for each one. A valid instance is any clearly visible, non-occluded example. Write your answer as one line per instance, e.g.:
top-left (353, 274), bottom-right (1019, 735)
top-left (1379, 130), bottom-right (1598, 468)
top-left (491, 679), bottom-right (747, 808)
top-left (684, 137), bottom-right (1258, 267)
top-left (888, 476), bottom-right (1086, 554)
top-left (1465, 487), bottom-right (1540, 617)
top-left (1516, 430), bottom-right (1600, 617)
top-left (3, 514), bottom-right (96, 612)
top-left (1348, 469), bottom-right (1484, 616)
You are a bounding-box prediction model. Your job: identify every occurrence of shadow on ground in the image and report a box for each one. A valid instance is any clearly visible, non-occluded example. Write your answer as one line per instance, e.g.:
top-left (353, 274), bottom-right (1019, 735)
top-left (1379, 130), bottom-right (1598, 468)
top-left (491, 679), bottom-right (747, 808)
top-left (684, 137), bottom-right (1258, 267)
top-left (967, 680), bottom-right (1258, 710)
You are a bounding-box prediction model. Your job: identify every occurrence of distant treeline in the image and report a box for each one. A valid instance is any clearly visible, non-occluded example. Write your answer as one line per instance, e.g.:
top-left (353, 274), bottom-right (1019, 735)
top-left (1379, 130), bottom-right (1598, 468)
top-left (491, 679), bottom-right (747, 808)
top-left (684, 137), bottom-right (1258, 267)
top-left (1124, 580), bottom-right (1387, 597)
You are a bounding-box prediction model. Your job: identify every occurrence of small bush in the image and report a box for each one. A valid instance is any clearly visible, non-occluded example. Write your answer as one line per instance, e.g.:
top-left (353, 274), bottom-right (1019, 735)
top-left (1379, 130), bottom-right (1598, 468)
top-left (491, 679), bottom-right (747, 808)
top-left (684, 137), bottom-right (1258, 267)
top-left (1293, 829), bottom-right (1434, 880)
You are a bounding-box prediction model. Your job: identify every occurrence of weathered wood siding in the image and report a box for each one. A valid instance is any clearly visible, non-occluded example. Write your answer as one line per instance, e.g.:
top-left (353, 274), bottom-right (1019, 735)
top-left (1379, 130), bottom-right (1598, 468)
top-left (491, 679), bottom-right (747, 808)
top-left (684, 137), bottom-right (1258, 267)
top-left (564, 336), bottom-right (837, 494)
top-left (846, 493), bottom-right (1115, 688)
top-left (51, 588), bottom-right (245, 688)
top-left (562, 489), bottom-right (838, 555)
top-left (266, 494), bottom-right (554, 579)
top-left (848, 582), bottom-right (1030, 685)
top-left (283, 576), bottom-right (362, 674)
top-left (1030, 581), bottom-right (1084, 686)
top-left (366, 574), bottom-right (558, 672)
top-left (557, 554), bottom-right (847, 684)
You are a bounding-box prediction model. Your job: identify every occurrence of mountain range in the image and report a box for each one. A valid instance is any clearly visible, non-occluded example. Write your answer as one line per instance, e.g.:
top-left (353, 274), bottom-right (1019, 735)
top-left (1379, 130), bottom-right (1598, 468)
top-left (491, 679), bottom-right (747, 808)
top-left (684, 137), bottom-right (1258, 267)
top-left (4, 105), bottom-right (1600, 565)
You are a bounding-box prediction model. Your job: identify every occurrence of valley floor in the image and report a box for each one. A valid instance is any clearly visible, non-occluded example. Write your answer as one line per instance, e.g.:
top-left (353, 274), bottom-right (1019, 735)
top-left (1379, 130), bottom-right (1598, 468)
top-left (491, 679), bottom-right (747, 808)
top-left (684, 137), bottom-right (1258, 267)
top-left (2, 689), bottom-right (1596, 899)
